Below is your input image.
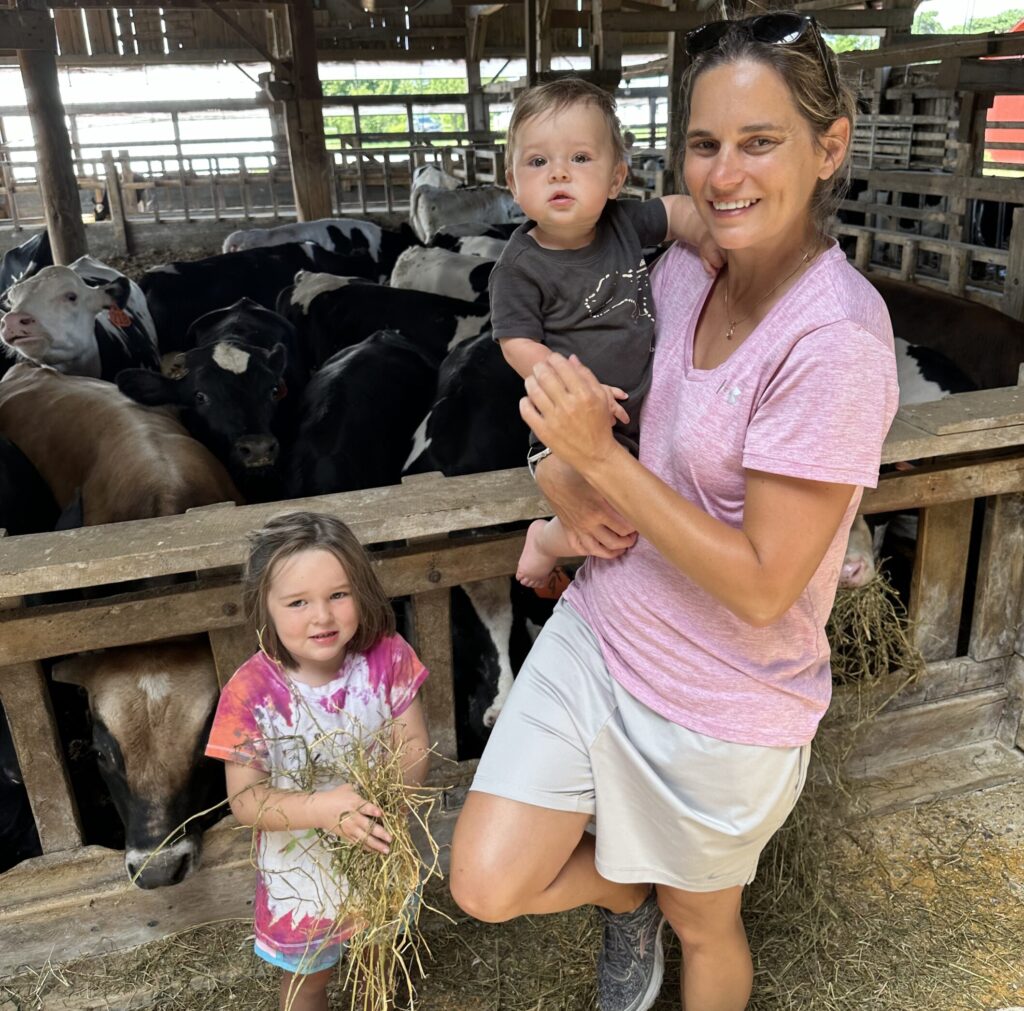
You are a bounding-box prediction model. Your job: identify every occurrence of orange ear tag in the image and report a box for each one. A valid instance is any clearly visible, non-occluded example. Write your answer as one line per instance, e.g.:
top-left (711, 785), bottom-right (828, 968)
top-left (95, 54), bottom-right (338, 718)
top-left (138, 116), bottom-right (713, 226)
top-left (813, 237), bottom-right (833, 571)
top-left (108, 306), bottom-right (133, 328)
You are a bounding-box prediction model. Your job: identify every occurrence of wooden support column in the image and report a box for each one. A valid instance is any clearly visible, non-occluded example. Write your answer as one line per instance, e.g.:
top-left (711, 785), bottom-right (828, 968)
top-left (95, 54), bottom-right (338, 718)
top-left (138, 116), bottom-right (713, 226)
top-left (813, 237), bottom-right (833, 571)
top-left (590, 0), bottom-right (622, 82)
top-left (464, 26), bottom-right (488, 137)
top-left (663, 9), bottom-right (689, 196)
top-left (537, 0), bottom-right (552, 74)
top-left (1007, 206), bottom-right (1024, 322)
top-left (279, 0), bottom-right (332, 222)
top-left (524, 0), bottom-right (539, 86)
top-left (970, 493), bottom-right (1024, 662)
top-left (16, 0), bottom-right (86, 265)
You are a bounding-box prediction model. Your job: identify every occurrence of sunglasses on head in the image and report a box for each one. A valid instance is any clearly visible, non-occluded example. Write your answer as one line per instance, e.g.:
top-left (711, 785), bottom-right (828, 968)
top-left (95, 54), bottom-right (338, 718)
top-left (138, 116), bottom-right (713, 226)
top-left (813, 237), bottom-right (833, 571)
top-left (685, 13), bottom-right (841, 106)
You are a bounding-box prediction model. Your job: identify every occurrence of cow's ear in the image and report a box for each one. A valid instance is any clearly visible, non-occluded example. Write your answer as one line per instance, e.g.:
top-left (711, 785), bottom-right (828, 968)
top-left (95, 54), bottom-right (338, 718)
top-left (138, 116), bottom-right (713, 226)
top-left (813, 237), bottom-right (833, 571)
top-left (117, 367), bottom-right (183, 406)
top-left (268, 342), bottom-right (287, 376)
top-left (100, 276), bottom-right (131, 309)
top-left (52, 654), bottom-right (97, 688)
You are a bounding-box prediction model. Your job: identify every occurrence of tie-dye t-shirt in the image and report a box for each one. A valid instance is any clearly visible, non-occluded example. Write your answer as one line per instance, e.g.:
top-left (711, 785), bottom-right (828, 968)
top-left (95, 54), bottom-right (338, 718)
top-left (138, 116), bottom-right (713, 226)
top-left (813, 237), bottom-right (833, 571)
top-left (205, 635), bottom-right (428, 965)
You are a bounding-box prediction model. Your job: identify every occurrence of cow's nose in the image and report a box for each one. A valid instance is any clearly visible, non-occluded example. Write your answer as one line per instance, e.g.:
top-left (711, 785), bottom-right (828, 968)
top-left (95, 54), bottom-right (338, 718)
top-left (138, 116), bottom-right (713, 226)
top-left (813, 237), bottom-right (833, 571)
top-left (840, 557), bottom-right (871, 589)
top-left (236, 434), bottom-right (279, 468)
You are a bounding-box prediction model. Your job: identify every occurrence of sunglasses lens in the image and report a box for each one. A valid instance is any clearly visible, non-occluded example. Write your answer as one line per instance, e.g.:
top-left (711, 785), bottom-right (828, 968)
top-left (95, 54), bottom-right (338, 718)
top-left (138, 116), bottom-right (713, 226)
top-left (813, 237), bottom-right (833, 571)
top-left (749, 13), bottom-right (809, 45)
top-left (685, 20), bottom-right (731, 56)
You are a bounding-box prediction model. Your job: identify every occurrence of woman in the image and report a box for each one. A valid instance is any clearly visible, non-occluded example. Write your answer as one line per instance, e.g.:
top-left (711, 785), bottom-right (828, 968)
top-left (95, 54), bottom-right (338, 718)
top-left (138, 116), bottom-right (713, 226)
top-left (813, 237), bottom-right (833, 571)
top-left (450, 13), bottom-right (899, 1011)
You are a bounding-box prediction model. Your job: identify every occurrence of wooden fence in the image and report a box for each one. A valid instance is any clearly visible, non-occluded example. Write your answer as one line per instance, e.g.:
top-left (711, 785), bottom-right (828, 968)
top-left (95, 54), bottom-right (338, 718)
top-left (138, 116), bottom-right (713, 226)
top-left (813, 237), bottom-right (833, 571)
top-left (2, 381), bottom-right (1024, 971)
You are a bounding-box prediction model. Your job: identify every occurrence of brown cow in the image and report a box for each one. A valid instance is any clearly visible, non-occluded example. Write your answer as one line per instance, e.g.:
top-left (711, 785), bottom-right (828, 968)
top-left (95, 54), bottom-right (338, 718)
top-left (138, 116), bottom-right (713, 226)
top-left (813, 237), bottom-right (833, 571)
top-left (0, 362), bottom-right (240, 523)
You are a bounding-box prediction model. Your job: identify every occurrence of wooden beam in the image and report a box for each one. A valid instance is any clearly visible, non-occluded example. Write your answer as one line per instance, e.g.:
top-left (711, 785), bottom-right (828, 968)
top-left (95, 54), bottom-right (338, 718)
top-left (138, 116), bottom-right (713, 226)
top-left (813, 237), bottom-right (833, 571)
top-left (201, 0), bottom-right (286, 75)
top-left (524, 0), bottom-right (537, 85)
top-left (943, 57), bottom-right (1024, 95)
top-left (841, 31), bottom-right (1024, 69)
top-left (16, 0), bottom-right (87, 265)
top-left (0, 8), bottom-right (53, 50)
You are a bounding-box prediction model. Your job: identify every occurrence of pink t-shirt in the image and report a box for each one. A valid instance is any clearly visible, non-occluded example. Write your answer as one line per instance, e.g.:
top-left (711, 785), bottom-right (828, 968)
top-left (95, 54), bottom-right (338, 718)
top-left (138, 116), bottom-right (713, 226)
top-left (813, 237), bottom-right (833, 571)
top-left (565, 241), bottom-right (899, 747)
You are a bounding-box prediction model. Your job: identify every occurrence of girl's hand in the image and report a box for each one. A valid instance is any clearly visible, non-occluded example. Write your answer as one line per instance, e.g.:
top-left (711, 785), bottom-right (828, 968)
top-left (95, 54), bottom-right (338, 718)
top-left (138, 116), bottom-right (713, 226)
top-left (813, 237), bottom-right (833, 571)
top-left (521, 354), bottom-right (621, 473)
top-left (603, 384), bottom-right (630, 426)
top-left (316, 784), bottom-right (392, 854)
top-left (535, 454), bottom-right (637, 558)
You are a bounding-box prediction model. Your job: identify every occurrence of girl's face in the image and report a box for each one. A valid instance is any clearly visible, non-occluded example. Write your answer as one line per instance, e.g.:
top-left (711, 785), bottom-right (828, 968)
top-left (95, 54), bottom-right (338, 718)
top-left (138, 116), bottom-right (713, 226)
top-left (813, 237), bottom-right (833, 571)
top-left (683, 58), bottom-right (838, 253)
top-left (266, 548), bottom-right (360, 685)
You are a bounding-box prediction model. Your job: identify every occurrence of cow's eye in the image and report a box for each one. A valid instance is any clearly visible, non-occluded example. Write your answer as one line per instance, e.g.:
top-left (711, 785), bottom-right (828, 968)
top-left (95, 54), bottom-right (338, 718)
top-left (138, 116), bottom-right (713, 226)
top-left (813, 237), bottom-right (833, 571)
top-left (272, 381), bottom-right (287, 401)
top-left (66, 293), bottom-right (77, 303)
top-left (194, 391), bottom-right (210, 406)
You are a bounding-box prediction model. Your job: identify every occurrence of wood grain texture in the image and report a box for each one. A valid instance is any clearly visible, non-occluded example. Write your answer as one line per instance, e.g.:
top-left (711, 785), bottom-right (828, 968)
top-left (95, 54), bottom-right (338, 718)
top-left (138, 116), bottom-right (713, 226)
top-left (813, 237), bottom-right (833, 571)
top-left (969, 493), bottom-right (1024, 661)
top-left (411, 587), bottom-right (457, 762)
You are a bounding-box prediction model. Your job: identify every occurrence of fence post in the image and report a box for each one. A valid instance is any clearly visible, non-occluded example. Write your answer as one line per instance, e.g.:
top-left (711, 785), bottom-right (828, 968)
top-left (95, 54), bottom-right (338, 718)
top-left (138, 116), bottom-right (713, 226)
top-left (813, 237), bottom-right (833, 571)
top-left (1007, 206), bottom-right (1024, 322)
top-left (102, 149), bottom-right (130, 255)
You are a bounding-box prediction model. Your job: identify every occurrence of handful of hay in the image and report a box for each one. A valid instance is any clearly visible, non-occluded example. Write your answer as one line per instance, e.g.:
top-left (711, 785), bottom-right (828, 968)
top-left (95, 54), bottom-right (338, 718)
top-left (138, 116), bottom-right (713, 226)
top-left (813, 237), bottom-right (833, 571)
top-left (272, 718), bottom-right (444, 1011)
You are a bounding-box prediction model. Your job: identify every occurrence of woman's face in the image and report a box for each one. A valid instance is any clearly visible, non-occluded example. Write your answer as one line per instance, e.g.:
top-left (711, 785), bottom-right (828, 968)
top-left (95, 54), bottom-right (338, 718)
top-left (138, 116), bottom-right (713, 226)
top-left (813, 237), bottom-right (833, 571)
top-left (684, 58), bottom-right (837, 253)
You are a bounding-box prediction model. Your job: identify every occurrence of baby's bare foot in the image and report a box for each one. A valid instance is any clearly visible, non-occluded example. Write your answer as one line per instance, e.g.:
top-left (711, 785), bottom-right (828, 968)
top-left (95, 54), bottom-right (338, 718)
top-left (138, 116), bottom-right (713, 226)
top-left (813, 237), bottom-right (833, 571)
top-left (516, 520), bottom-right (560, 588)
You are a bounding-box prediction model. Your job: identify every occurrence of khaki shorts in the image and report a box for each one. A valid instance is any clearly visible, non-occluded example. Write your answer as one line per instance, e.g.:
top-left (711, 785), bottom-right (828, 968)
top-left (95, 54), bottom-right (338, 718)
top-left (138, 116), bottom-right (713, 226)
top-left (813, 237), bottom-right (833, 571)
top-left (471, 600), bottom-right (811, 892)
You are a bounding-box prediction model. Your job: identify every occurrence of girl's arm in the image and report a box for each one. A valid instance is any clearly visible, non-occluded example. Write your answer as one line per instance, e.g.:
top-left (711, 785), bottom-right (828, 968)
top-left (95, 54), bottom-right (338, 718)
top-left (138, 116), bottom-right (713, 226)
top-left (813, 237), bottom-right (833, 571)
top-left (225, 760), bottom-right (393, 854)
top-left (524, 354), bottom-right (855, 627)
top-left (391, 695), bottom-right (431, 787)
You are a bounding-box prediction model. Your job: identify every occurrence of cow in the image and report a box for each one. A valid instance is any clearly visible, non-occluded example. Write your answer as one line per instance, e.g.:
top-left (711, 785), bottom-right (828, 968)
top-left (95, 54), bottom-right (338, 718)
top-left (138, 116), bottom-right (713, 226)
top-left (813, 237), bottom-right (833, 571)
top-left (117, 298), bottom-right (305, 503)
top-left (277, 271), bottom-right (490, 370)
top-left (139, 242), bottom-right (382, 354)
top-left (51, 638), bottom-right (224, 889)
top-left (1, 258), bottom-right (159, 381)
top-left (390, 246), bottom-right (495, 305)
top-left (0, 229), bottom-right (52, 295)
top-left (439, 235), bottom-right (508, 260)
top-left (411, 163), bottom-right (462, 192)
top-left (0, 363), bottom-right (241, 525)
top-left (287, 329), bottom-right (441, 499)
top-left (0, 705), bottom-right (41, 874)
top-left (429, 221), bottom-right (519, 247)
top-left (221, 218), bottom-right (420, 279)
top-left (409, 183), bottom-right (520, 245)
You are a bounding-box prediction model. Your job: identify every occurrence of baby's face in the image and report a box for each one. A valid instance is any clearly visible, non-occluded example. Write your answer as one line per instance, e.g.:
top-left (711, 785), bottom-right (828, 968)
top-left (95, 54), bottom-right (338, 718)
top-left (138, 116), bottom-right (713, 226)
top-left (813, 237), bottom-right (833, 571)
top-left (507, 102), bottom-right (627, 245)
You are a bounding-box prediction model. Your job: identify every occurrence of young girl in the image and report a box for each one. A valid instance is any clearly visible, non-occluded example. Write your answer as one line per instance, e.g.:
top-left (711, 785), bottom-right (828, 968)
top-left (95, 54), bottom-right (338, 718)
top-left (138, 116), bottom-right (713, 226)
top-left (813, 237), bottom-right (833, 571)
top-left (206, 511), bottom-right (430, 1011)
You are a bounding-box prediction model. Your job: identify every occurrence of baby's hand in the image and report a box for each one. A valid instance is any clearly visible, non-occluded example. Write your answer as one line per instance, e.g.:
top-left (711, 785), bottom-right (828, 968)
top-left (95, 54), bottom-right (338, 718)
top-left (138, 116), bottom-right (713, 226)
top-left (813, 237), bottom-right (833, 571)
top-left (603, 385), bottom-right (630, 426)
top-left (316, 783), bottom-right (392, 854)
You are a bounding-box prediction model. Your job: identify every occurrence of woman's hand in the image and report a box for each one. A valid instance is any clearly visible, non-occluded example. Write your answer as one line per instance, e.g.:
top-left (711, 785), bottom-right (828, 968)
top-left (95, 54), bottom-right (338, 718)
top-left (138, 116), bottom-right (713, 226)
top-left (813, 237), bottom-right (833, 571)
top-left (522, 354), bottom-right (623, 473)
top-left (315, 784), bottom-right (392, 854)
top-left (535, 454), bottom-right (637, 558)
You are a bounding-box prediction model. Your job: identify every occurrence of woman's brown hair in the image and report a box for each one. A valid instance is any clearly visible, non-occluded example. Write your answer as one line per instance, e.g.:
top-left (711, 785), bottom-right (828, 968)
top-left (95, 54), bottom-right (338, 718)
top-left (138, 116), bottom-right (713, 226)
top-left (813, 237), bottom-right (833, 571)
top-left (242, 511), bottom-right (395, 670)
top-left (679, 14), bottom-right (857, 240)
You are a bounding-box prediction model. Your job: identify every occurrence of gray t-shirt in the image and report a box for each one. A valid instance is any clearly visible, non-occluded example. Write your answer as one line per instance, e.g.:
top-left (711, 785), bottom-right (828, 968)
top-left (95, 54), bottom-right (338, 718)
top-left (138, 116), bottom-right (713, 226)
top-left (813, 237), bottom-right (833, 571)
top-left (489, 198), bottom-right (668, 453)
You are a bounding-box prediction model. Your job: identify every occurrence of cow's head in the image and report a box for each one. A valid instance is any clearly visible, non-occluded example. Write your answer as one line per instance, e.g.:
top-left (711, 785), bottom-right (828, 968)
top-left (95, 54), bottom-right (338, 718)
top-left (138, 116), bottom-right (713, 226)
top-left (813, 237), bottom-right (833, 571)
top-left (0, 266), bottom-right (130, 376)
top-left (51, 639), bottom-right (223, 889)
top-left (117, 340), bottom-right (287, 483)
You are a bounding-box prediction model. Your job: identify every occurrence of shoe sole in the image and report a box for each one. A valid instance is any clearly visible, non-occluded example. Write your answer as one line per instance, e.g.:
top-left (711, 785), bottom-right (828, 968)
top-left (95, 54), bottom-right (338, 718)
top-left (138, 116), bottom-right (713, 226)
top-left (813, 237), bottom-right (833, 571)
top-left (629, 915), bottom-right (666, 1011)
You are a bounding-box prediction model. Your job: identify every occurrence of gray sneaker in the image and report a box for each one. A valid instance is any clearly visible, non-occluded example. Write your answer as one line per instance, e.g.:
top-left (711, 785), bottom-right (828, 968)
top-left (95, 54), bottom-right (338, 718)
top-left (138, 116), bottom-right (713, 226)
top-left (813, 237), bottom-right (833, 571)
top-left (596, 891), bottom-right (666, 1011)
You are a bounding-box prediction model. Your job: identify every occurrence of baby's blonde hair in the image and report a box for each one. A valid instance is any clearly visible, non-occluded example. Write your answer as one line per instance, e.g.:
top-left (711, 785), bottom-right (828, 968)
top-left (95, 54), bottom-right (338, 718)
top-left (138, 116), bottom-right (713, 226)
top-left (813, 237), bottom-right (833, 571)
top-left (505, 77), bottom-right (627, 167)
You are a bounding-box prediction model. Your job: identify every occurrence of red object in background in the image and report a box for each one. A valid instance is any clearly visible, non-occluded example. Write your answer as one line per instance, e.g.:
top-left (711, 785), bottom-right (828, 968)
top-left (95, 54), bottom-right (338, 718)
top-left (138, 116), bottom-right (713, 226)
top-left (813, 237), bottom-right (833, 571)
top-left (984, 18), bottom-right (1024, 167)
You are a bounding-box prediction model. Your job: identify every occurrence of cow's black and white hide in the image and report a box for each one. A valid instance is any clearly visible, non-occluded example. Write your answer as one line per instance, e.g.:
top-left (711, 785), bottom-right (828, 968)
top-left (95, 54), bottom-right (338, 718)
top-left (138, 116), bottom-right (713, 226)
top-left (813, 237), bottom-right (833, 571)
top-left (277, 272), bottom-right (489, 371)
top-left (429, 221), bottom-right (519, 248)
top-left (409, 184), bottom-right (520, 245)
top-left (117, 298), bottom-right (305, 502)
top-left (389, 246), bottom-right (495, 305)
top-left (51, 638), bottom-right (225, 889)
top-left (287, 329), bottom-right (441, 499)
top-left (0, 229), bottom-right (52, 296)
top-left (0, 258), bottom-right (159, 380)
top-left (139, 242), bottom-right (382, 354)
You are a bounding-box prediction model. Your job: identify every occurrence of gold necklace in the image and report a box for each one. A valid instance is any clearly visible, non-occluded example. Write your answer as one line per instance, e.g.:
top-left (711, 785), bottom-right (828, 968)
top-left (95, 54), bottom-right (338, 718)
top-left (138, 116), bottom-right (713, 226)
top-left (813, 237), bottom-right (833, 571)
top-left (722, 250), bottom-right (812, 340)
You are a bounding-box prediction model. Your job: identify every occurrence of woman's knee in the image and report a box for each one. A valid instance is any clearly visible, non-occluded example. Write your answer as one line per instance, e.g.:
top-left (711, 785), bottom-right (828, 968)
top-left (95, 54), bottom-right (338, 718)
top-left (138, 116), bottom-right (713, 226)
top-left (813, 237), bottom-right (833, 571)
top-left (656, 884), bottom-right (745, 953)
top-left (448, 840), bottom-right (527, 923)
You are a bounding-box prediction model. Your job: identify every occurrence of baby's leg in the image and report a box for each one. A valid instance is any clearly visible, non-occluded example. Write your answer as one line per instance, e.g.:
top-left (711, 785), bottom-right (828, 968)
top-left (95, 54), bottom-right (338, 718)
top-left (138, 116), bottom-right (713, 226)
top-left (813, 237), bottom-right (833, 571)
top-left (517, 517), bottom-right (582, 588)
top-left (280, 966), bottom-right (333, 1011)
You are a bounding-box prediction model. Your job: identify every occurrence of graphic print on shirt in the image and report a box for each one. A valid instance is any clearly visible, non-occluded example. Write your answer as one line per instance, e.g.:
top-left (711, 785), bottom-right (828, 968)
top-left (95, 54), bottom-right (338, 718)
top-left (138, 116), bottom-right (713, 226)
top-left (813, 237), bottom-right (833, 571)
top-left (584, 257), bottom-right (654, 323)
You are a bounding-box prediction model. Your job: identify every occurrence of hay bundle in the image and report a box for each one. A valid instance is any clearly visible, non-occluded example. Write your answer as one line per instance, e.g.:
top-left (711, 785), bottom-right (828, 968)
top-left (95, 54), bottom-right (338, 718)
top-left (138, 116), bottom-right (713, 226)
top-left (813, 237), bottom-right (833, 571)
top-left (275, 718), bottom-right (443, 1011)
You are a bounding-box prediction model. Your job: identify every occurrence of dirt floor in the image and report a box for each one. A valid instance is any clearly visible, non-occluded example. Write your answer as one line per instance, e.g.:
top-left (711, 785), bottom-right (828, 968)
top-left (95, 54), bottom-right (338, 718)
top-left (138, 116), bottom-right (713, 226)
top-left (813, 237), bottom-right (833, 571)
top-left (1, 777), bottom-right (1021, 1011)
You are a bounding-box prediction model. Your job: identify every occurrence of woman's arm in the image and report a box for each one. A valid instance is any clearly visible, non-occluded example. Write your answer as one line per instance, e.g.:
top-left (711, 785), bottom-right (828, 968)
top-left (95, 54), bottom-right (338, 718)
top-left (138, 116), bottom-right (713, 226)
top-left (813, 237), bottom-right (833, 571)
top-left (523, 355), bottom-right (855, 626)
top-left (225, 760), bottom-right (393, 853)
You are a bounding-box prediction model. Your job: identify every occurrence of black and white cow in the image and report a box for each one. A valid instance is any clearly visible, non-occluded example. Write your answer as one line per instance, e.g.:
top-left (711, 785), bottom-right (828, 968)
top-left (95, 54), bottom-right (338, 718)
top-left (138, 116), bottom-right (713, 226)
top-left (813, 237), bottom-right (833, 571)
top-left (221, 218), bottom-right (420, 279)
top-left (287, 329), bottom-right (441, 499)
top-left (390, 246), bottom-right (495, 305)
top-left (277, 271), bottom-right (490, 370)
top-left (410, 184), bottom-right (521, 245)
top-left (429, 221), bottom-right (519, 247)
top-left (51, 638), bottom-right (224, 889)
top-left (0, 229), bottom-right (52, 295)
top-left (0, 257), bottom-right (159, 380)
top-left (0, 704), bottom-right (41, 875)
top-left (117, 298), bottom-right (305, 502)
top-left (411, 163), bottom-right (462, 193)
top-left (139, 242), bottom-right (383, 354)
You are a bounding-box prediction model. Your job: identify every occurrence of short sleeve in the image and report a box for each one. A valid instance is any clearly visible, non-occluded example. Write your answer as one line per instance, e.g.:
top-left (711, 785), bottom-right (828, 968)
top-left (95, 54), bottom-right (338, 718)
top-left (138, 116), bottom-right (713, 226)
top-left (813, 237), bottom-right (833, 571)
top-left (205, 679), bottom-right (271, 771)
top-left (384, 635), bottom-right (429, 718)
top-left (617, 198), bottom-right (668, 248)
top-left (489, 263), bottom-right (546, 342)
top-left (743, 323), bottom-right (898, 488)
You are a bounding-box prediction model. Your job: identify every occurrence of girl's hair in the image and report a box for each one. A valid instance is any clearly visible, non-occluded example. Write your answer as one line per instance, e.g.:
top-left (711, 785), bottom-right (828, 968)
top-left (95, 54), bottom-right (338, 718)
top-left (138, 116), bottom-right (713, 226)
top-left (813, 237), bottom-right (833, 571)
top-left (505, 77), bottom-right (626, 167)
top-left (242, 511), bottom-right (395, 669)
top-left (679, 16), bottom-right (857, 239)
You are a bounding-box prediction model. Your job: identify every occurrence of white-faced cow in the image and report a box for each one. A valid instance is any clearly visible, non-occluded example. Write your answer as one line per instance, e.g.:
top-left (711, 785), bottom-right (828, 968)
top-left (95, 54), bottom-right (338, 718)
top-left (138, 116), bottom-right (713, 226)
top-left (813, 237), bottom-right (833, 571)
top-left (52, 638), bottom-right (224, 889)
top-left (409, 184), bottom-right (520, 245)
top-left (117, 298), bottom-right (305, 502)
top-left (277, 271), bottom-right (490, 370)
top-left (0, 363), bottom-right (240, 524)
top-left (139, 242), bottom-right (383, 354)
top-left (0, 258), bottom-right (159, 381)
top-left (390, 246), bottom-right (495, 305)
top-left (287, 329), bottom-right (441, 499)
